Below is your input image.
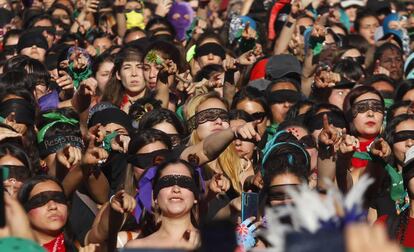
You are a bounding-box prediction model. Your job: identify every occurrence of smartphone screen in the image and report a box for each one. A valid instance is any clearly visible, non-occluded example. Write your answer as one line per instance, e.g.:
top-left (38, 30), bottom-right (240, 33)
top-left (241, 192), bottom-right (259, 222)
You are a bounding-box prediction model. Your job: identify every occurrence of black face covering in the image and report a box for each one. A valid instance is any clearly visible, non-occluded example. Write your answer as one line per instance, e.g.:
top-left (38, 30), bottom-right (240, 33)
top-left (195, 43), bottom-right (226, 60)
top-left (268, 90), bottom-right (302, 104)
top-left (153, 174), bottom-right (198, 198)
top-left (128, 149), bottom-right (172, 169)
top-left (24, 191), bottom-right (67, 212)
top-left (307, 112), bottom-right (347, 132)
top-left (392, 130), bottom-right (414, 144)
top-left (2, 165), bottom-right (31, 182)
top-left (351, 99), bottom-right (384, 118)
top-left (267, 184), bottom-right (300, 202)
top-left (0, 99), bottom-right (35, 125)
top-left (187, 108), bottom-right (229, 132)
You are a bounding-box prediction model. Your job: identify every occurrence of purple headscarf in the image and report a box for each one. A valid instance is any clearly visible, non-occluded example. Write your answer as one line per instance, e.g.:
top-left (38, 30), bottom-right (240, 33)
top-left (167, 1), bottom-right (194, 41)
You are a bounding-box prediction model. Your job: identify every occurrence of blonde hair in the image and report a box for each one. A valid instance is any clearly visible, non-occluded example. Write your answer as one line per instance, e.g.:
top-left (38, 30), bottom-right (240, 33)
top-left (185, 92), bottom-right (243, 193)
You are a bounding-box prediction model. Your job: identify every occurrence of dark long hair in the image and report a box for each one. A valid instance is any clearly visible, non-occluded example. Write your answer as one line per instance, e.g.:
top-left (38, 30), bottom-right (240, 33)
top-left (101, 46), bottom-right (146, 106)
top-left (0, 143), bottom-right (33, 178)
top-left (342, 85), bottom-right (384, 136)
top-left (18, 175), bottom-right (77, 252)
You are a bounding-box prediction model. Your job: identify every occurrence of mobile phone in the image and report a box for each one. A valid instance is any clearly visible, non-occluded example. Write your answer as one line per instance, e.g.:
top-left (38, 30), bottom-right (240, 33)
top-left (241, 192), bottom-right (259, 222)
top-left (0, 167), bottom-right (6, 227)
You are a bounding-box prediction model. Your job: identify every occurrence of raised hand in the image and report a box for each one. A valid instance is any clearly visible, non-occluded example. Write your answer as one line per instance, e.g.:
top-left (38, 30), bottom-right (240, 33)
top-left (110, 190), bottom-right (137, 214)
top-left (234, 121), bottom-right (261, 142)
top-left (209, 173), bottom-right (231, 193)
top-left (56, 144), bottom-right (82, 169)
top-left (56, 70), bottom-right (74, 91)
top-left (318, 114), bottom-right (345, 147)
top-left (339, 134), bottom-right (360, 154)
top-left (110, 134), bottom-right (130, 153)
top-left (369, 138), bottom-right (391, 159)
top-left (314, 65), bottom-right (341, 88)
top-left (155, 0), bottom-right (173, 17)
top-left (4, 112), bottom-right (25, 134)
top-left (85, 0), bottom-right (99, 13)
top-left (79, 77), bottom-right (98, 97)
top-left (374, 60), bottom-right (390, 77)
top-left (82, 135), bottom-right (109, 167)
top-left (0, 126), bottom-right (21, 142)
top-left (237, 50), bottom-right (258, 66)
top-left (158, 59), bottom-right (178, 86)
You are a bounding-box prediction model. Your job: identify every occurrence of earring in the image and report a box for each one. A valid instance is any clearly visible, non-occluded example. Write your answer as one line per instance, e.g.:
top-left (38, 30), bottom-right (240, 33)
top-left (194, 200), bottom-right (198, 204)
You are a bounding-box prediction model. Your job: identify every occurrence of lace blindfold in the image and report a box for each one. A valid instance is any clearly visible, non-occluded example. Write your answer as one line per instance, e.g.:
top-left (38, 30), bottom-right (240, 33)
top-left (24, 191), bottom-right (67, 212)
top-left (351, 99), bottom-right (384, 118)
top-left (187, 108), bottom-right (229, 132)
top-left (153, 174), bottom-right (199, 198)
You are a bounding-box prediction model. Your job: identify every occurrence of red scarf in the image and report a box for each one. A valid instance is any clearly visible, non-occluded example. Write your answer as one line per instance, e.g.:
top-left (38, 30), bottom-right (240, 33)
top-left (43, 233), bottom-right (66, 252)
top-left (351, 138), bottom-right (375, 169)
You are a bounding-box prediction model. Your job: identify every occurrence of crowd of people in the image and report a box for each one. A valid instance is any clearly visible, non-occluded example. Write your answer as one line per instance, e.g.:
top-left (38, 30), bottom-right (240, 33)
top-left (0, 0), bottom-right (414, 251)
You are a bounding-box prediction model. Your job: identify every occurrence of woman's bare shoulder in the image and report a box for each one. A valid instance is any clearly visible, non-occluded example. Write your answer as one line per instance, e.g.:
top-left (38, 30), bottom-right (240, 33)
top-left (124, 234), bottom-right (160, 248)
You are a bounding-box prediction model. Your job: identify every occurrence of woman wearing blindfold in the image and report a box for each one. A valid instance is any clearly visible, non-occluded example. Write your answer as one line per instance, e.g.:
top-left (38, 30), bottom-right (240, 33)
top-left (185, 92), bottom-right (262, 219)
top-left (370, 115), bottom-right (414, 248)
top-left (366, 115), bottom-right (414, 224)
top-left (318, 86), bottom-right (385, 193)
top-left (126, 159), bottom-right (201, 250)
top-left (18, 175), bottom-right (75, 252)
top-left (0, 143), bottom-right (32, 198)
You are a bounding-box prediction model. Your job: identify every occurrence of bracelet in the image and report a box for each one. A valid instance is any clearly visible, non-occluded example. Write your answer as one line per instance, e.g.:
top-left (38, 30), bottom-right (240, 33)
top-left (109, 195), bottom-right (116, 204)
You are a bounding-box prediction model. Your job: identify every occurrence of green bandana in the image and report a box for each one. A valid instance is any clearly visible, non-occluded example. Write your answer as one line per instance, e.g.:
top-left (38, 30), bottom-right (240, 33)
top-left (102, 131), bottom-right (119, 153)
top-left (352, 151), bottom-right (371, 160)
top-left (352, 152), bottom-right (409, 215)
top-left (312, 42), bottom-right (323, 56)
top-left (37, 113), bottom-right (79, 143)
top-left (68, 62), bottom-right (93, 90)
